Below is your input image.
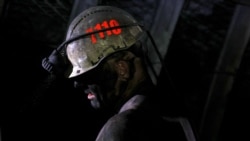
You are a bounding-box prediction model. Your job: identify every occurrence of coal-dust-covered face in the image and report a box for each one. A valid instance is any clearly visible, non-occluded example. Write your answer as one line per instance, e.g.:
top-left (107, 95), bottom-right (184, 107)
top-left (73, 51), bottom-right (141, 112)
top-left (73, 57), bottom-right (120, 110)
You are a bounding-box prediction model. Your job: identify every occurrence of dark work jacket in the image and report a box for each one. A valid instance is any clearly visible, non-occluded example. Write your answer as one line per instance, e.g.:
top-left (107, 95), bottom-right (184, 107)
top-left (95, 95), bottom-right (190, 141)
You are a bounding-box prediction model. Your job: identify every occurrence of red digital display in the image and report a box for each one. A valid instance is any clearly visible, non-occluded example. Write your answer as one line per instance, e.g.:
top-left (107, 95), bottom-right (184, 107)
top-left (86, 19), bottom-right (122, 44)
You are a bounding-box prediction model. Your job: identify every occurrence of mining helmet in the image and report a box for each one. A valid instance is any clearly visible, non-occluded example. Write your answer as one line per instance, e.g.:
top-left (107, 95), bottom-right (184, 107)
top-left (65, 6), bottom-right (144, 78)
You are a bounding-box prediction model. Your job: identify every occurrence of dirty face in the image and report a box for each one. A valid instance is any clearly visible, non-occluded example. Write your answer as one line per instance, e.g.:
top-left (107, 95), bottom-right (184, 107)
top-left (73, 52), bottom-right (130, 110)
top-left (73, 61), bottom-right (118, 110)
top-left (73, 50), bottom-right (143, 112)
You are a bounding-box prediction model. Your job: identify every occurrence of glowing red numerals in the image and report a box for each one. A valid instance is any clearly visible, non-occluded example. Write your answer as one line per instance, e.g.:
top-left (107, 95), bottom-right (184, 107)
top-left (86, 19), bottom-right (122, 44)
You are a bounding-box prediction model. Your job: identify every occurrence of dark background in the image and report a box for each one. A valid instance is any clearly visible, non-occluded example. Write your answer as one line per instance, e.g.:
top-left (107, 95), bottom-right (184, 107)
top-left (0, 0), bottom-right (249, 141)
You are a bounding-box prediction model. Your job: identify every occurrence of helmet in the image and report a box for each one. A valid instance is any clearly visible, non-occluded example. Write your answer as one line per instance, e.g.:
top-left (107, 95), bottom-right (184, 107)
top-left (65, 6), bottom-right (144, 78)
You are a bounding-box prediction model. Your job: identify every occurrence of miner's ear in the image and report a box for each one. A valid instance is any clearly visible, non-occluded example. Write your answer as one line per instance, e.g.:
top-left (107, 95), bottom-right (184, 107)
top-left (116, 60), bottom-right (130, 81)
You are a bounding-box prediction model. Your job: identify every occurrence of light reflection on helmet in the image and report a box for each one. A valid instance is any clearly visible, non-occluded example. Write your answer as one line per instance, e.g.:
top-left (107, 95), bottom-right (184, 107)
top-left (65, 6), bottom-right (144, 78)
